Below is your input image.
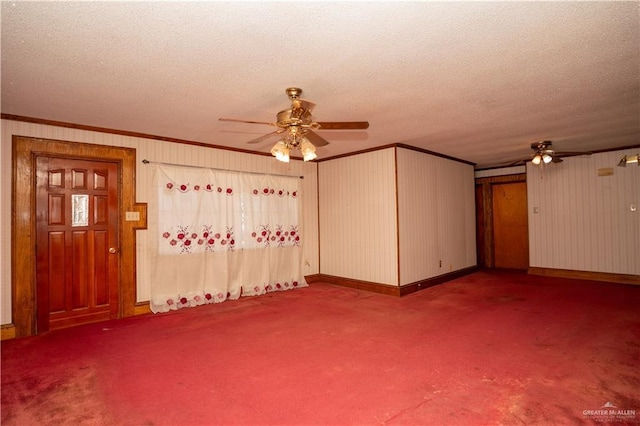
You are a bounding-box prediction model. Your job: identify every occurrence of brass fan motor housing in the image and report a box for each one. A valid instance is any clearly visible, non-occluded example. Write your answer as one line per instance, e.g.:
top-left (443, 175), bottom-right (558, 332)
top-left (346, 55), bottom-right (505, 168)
top-left (531, 140), bottom-right (553, 152)
top-left (285, 87), bottom-right (303, 100)
top-left (218, 87), bottom-right (368, 148)
top-left (276, 109), bottom-right (314, 128)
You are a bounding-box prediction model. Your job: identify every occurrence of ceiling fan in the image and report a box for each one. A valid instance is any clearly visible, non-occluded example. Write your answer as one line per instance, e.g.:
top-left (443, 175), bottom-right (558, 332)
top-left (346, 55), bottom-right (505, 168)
top-left (513, 140), bottom-right (591, 166)
top-left (219, 87), bottom-right (369, 162)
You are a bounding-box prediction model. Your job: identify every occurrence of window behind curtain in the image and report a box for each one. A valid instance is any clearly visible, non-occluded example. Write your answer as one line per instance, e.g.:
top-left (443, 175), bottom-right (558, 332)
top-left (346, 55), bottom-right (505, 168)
top-left (148, 164), bottom-right (307, 313)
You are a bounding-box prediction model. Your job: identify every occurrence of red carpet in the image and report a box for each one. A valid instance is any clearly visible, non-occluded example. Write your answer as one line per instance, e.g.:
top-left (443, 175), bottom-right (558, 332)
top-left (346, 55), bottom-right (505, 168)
top-left (2, 270), bottom-right (639, 425)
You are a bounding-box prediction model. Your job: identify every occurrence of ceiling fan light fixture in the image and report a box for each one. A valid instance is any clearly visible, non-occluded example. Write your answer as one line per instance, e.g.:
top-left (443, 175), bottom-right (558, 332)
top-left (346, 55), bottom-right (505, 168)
top-left (271, 140), bottom-right (290, 163)
top-left (299, 137), bottom-right (317, 162)
top-left (618, 156), bottom-right (627, 167)
top-left (221, 88), bottom-right (369, 163)
top-left (522, 140), bottom-right (591, 168)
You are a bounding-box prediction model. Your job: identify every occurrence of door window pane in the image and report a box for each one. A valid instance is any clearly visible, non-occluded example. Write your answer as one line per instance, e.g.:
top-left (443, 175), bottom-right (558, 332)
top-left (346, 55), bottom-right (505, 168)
top-left (72, 194), bottom-right (89, 227)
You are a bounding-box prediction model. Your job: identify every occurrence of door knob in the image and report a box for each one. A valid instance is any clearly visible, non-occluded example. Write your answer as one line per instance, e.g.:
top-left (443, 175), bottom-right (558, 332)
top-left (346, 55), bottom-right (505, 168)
top-left (109, 247), bottom-right (118, 254)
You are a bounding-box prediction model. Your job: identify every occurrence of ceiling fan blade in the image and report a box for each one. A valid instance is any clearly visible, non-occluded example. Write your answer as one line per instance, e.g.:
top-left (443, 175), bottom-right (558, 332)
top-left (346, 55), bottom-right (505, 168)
top-left (306, 130), bottom-right (330, 147)
top-left (553, 151), bottom-right (592, 157)
top-left (551, 156), bottom-right (564, 163)
top-left (487, 158), bottom-right (528, 167)
top-left (316, 121), bottom-right (369, 130)
top-left (246, 130), bottom-right (284, 144)
top-left (219, 118), bottom-right (275, 126)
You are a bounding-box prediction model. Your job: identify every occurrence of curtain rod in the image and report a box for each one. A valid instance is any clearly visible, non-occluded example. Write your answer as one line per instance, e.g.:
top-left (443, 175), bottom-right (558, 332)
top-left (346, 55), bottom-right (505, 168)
top-left (141, 159), bottom-right (303, 179)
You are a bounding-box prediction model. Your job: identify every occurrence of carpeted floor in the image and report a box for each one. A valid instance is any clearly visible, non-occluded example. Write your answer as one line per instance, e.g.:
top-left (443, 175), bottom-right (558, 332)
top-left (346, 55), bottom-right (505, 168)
top-left (2, 270), bottom-right (639, 425)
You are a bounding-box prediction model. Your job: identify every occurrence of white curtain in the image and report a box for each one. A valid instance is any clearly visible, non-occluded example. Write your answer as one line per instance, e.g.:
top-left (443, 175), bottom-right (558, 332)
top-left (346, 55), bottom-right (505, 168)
top-left (149, 164), bottom-right (307, 313)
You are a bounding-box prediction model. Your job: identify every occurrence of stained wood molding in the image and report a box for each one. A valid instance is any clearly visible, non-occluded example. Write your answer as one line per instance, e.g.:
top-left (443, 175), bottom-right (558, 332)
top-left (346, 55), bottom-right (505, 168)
top-left (134, 303), bottom-right (152, 316)
top-left (12, 136), bottom-right (145, 337)
top-left (304, 274), bottom-right (323, 283)
top-left (131, 202), bottom-right (148, 230)
top-left (307, 267), bottom-right (478, 297)
top-left (529, 267), bottom-right (640, 285)
top-left (1, 324), bottom-right (16, 341)
top-left (399, 266), bottom-right (479, 296)
top-left (318, 143), bottom-right (475, 166)
top-left (311, 274), bottom-right (401, 296)
top-left (1, 113), bottom-right (271, 158)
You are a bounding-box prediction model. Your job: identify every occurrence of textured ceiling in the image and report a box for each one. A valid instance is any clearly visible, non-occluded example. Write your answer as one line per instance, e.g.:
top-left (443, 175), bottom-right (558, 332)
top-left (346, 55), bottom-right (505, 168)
top-left (2, 1), bottom-right (639, 168)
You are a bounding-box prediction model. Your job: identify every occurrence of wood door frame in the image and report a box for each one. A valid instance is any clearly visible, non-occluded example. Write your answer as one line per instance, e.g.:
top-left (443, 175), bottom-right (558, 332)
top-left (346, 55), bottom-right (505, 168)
top-left (475, 173), bottom-right (526, 268)
top-left (12, 136), bottom-right (147, 337)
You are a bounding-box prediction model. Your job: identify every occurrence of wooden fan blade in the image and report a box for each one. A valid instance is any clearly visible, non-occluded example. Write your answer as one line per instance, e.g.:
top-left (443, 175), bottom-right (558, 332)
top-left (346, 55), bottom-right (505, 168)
top-left (488, 158), bottom-right (528, 167)
top-left (306, 130), bottom-right (330, 147)
top-left (551, 156), bottom-right (564, 163)
top-left (554, 151), bottom-right (592, 157)
top-left (219, 118), bottom-right (275, 126)
top-left (316, 121), bottom-right (369, 130)
top-left (246, 130), bottom-right (284, 144)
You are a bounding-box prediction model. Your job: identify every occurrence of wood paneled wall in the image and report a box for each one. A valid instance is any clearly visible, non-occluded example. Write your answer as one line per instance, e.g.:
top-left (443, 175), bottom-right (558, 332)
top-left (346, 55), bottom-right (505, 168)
top-left (318, 148), bottom-right (398, 285)
top-left (527, 149), bottom-right (639, 276)
top-left (318, 146), bottom-right (476, 289)
top-left (1, 119), bottom-right (319, 326)
top-left (397, 148), bottom-right (476, 285)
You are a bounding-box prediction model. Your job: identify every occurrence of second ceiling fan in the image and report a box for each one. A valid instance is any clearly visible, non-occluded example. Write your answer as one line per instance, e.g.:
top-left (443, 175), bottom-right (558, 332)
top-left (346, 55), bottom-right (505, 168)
top-left (514, 140), bottom-right (591, 166)
top-left (219, 87), bottom-right (369, 162)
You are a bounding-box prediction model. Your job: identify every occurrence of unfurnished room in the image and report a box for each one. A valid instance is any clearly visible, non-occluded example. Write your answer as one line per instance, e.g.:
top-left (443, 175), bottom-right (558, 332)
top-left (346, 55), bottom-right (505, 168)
top-left (1, 2), bottom-right (639, 425)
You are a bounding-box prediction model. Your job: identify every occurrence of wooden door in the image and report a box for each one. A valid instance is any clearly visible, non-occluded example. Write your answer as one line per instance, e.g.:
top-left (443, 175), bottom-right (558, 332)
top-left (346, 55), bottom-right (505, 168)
top-left (492, 181), bottom-right (529, 270)
top-left (36, 157), bottom-right (120, 332)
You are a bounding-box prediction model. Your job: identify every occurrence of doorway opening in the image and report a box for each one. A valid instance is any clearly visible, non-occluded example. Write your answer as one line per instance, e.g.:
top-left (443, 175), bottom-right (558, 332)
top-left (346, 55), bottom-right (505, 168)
top-left (475, 173), bottom-right (529, 270)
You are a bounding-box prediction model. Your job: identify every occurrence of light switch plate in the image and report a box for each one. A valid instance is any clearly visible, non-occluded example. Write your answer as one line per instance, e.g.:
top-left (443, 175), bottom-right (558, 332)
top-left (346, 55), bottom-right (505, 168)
top-left (125, 211), bottom-right (140, 221)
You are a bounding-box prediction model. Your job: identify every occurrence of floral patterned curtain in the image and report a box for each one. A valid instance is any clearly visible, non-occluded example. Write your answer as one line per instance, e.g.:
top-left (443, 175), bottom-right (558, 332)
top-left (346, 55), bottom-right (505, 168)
top-left (149, 164), bottom-right (307, 313)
